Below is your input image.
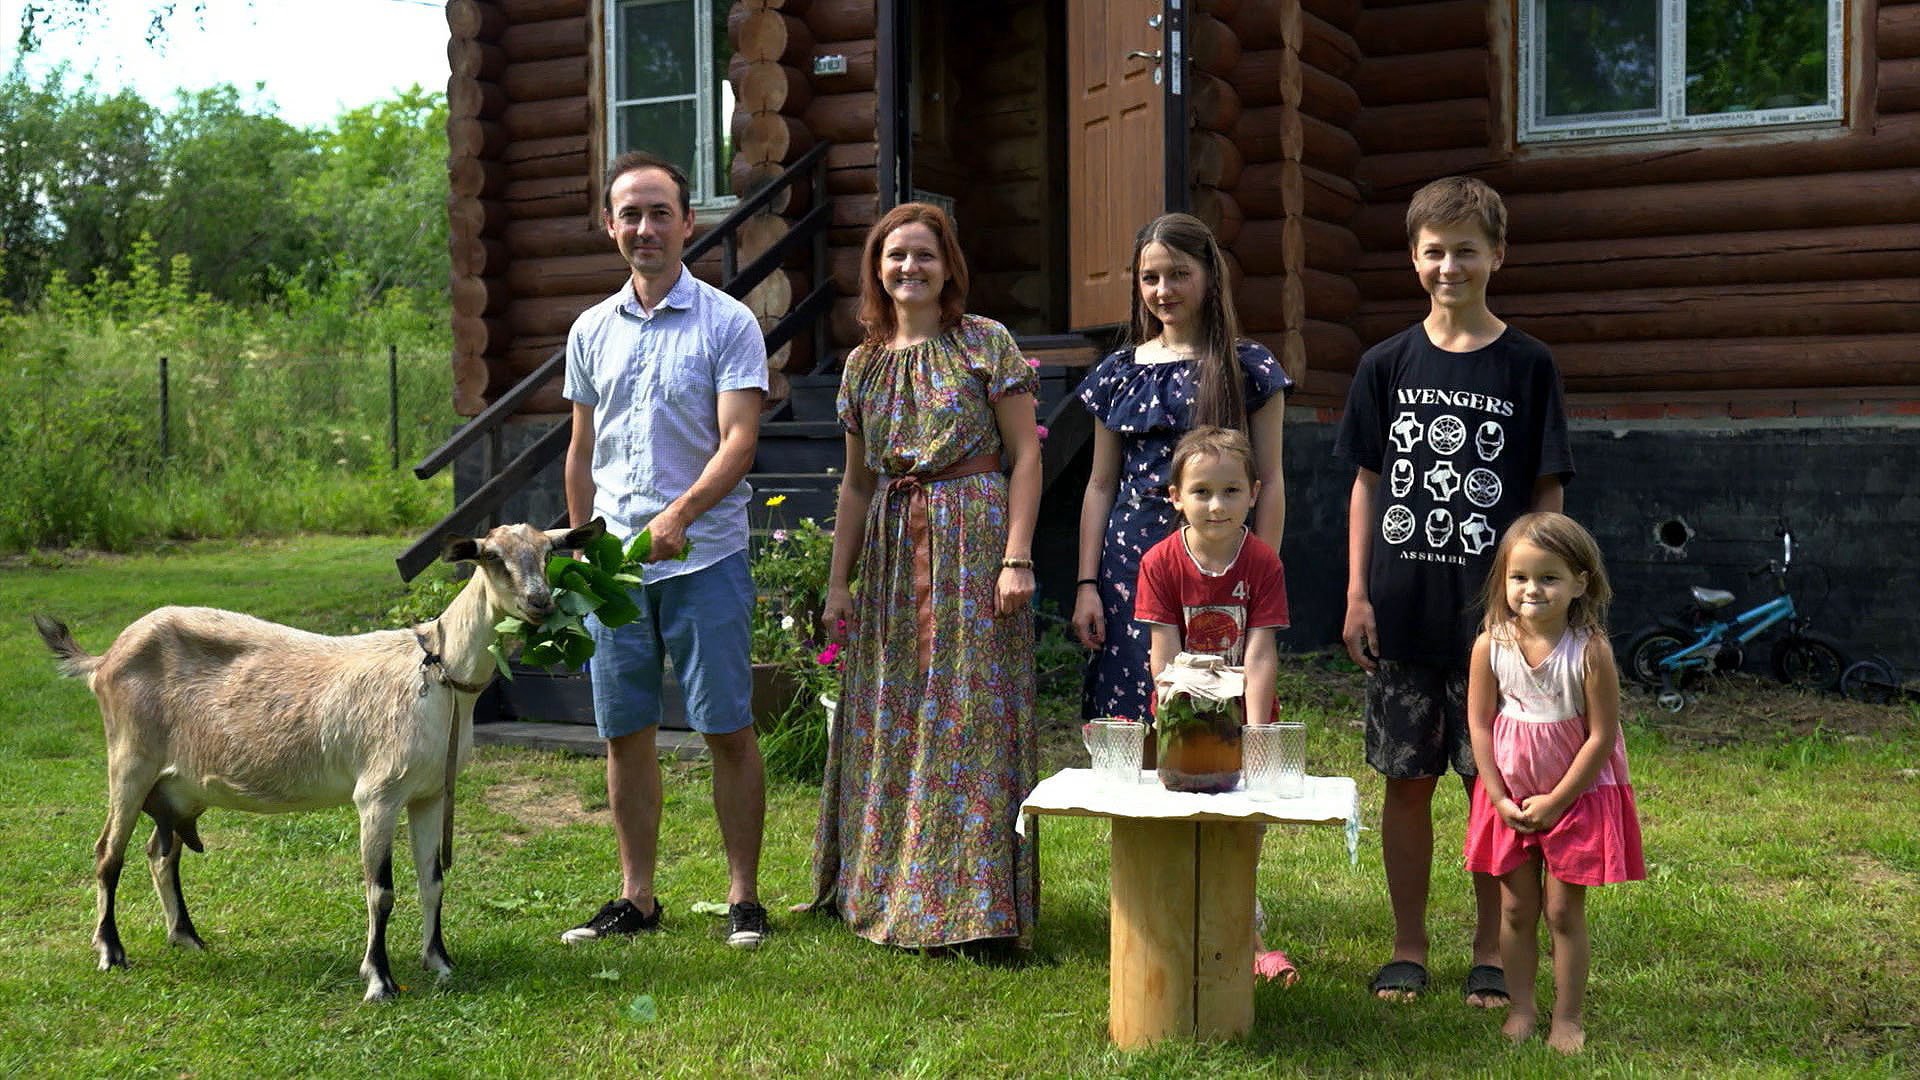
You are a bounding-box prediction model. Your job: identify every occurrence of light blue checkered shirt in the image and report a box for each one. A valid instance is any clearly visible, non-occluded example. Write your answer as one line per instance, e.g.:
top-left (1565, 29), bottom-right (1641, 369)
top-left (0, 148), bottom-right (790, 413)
top-left (563, 269), bottom-right (768, 583)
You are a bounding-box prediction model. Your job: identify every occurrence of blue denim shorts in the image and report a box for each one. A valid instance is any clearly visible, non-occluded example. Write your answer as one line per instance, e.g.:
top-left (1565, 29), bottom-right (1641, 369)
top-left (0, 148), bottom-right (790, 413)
top-left (586, 550), bottom-right (753, 738)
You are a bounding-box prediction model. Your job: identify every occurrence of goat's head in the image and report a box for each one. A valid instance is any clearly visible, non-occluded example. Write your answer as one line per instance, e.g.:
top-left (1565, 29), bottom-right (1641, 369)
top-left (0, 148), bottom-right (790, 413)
top-left (441, 519), bottom-right (607, 625)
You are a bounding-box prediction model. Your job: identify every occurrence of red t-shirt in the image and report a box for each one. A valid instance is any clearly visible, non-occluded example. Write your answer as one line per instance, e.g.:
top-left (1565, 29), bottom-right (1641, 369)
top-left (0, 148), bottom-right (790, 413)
top-left (1134, 528), bottom-right (1290, 665)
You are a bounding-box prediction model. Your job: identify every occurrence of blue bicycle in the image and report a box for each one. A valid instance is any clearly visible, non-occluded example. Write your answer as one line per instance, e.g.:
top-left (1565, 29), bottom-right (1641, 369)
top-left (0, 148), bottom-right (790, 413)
top-left (1622, 526), bottom-right (1850, 711)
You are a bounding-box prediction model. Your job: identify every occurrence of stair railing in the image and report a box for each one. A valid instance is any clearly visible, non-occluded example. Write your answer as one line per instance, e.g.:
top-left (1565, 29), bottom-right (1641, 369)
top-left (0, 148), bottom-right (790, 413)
top-left (397, 141), bottom-right (835, 581)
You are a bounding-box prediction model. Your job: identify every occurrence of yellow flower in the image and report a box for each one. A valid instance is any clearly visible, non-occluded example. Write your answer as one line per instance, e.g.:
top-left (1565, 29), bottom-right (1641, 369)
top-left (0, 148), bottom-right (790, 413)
top-left (765, 494), bottom-right (788, 506)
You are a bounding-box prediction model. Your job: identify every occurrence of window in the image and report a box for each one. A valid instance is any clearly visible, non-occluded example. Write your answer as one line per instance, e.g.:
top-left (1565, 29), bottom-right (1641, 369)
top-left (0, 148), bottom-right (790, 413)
top-left (1518, 0), bottom-right (1844, 143)
top-left (606, 0), bottom-right (735, 206)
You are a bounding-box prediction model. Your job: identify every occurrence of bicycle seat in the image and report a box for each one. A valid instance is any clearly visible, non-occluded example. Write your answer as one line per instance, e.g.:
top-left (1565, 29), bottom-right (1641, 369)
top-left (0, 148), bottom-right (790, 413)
top-left (1690, 586), bottom-right (1736, 609)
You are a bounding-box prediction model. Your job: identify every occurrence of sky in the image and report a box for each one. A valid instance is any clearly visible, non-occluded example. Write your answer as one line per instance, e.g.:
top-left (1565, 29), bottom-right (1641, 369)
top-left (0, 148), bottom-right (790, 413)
top-left (2, 0), bottom-right (450, 128)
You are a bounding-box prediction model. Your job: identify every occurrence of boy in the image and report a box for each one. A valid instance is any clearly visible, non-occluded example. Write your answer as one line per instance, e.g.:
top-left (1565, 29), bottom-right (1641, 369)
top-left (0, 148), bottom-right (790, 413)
top-left (1333, 176), bottom-right (1574, 1005)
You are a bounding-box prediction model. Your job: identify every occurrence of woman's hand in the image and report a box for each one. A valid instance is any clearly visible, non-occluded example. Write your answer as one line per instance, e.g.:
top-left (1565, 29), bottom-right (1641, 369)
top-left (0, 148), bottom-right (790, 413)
top-left (1072, 584), bottom-right (1105, 649)
top-left (996, 567), bottom-right (1035, 617)
top-left (822, 585), bottom-right (855, 643)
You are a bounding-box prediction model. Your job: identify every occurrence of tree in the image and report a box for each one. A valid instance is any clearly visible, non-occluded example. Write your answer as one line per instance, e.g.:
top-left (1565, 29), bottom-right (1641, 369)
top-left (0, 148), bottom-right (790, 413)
top-left (295, 86), bottom-right (450, 300)
top-left (14, 2), bottom-right (211, 54)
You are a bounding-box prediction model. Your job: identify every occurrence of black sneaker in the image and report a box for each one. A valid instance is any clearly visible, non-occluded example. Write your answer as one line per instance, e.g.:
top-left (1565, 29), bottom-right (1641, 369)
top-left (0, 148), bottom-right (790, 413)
top-left (726, 901), bottom-right (770, 950)
top-left (560, 898), bottom-right (663, 944)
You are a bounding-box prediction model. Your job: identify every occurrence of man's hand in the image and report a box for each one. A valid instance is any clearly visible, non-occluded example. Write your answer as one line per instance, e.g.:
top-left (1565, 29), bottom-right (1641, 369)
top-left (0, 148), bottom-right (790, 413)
top-left (1342, 597), bottom-right (1379, 673)
top-left (639, 509), bottom-right (688, 562)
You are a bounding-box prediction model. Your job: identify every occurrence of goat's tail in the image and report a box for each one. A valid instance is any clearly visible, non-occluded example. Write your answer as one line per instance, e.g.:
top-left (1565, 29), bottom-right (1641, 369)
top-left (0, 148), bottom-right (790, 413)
top-left (33, 615), bottom-right (103, 679)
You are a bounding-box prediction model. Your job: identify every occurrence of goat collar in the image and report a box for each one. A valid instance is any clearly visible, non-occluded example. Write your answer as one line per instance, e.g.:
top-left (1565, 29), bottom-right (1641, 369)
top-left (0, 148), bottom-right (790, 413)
top-left (415, 624), bottom-right (493, 696)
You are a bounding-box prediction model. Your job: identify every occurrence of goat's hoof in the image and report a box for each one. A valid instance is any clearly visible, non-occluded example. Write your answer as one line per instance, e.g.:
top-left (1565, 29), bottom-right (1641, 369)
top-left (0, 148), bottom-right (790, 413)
top-left (169, 932), bottom-right (206, 951)
top-left (95, 945), bottom-right (129, 971)
top-left (363, 979), bottom-right (400, 1002)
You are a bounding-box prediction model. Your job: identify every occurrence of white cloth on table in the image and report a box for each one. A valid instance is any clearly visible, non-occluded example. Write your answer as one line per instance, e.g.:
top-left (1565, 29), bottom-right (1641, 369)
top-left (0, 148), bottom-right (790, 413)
top-left (1016, 768), bottom-right (1363, 864)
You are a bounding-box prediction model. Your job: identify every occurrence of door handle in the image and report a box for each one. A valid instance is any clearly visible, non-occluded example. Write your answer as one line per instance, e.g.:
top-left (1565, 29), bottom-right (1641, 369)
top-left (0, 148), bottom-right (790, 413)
top-left (1126, 49), bottom-right (1162, 62)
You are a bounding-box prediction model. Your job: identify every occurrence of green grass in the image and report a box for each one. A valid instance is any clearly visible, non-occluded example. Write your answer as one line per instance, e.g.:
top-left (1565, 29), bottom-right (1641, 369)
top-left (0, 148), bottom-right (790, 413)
top-left (0, 537), bottom-right (1915, 1076)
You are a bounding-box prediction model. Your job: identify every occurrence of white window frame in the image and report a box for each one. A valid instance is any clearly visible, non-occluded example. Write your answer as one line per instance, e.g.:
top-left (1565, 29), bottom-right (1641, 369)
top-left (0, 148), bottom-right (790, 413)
top-left (605, 0), bottom-right (737, 210)
top-left (1517, 0), bottom-right (1845, 144)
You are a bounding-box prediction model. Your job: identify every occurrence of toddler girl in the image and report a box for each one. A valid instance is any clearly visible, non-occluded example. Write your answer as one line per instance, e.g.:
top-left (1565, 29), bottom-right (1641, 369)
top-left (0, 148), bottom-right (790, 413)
top-left (1463, 512), bottom-right (1645, 1053)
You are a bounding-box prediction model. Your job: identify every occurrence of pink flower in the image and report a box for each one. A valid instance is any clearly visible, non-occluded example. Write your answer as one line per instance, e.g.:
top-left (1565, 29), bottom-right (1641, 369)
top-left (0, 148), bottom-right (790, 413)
top-left (816, 642), bottom-right (841, 667)
top-left (1026, 357), bottom-right (1040, 368)
top-left (1035, 424), bottom-right (1049, 441)
top-left (772, 529), bottom-right (789, 542)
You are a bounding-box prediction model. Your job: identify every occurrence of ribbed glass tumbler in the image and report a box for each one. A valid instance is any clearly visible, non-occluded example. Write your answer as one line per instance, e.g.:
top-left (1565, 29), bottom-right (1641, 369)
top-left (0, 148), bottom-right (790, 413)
top-left (1081, 719), bottom-right (1147, 785)
top-left (1243, 721), bottom-right (1307, 799)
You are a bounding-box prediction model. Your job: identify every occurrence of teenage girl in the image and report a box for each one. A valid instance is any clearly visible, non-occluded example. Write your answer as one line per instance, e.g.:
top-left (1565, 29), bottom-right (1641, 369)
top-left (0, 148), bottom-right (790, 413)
top-left (1073, 213), bottom-right (1291, 725)
top-left (1134, 426), bottom-right (1295, 983)
top-left (1463, 512), bottom-right (1646, 1053)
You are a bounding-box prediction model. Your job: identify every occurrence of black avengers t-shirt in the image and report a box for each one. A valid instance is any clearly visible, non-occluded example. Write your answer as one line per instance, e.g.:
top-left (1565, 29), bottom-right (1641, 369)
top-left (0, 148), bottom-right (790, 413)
top-left (1333, 324), bottom-right (1575, 668)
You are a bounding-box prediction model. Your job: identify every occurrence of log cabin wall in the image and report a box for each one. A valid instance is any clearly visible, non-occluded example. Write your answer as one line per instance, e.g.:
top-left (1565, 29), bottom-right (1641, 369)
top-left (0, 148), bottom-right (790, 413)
top-left (799, 0), bottom-right (883, 358)
top-left (1342, 0), bottom-right (1920, 412)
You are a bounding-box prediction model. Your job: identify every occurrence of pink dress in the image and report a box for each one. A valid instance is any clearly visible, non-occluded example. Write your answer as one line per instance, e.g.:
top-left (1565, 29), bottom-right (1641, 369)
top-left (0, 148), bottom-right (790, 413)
top-left (1464, 627), bottom-right (1646, 886)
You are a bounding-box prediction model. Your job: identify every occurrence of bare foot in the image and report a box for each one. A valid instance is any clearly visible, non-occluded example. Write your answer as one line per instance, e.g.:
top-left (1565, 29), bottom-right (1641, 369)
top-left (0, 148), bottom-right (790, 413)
top-left (1546, 1020), bottom-right (1586, 1054)
top-left (1501, 1011), bottom-right (1537, 1043)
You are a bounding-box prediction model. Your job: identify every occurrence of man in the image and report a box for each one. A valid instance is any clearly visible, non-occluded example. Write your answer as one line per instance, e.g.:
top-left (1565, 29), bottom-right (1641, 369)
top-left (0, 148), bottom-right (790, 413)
top-left (560, 151), bottom-right (770, 949)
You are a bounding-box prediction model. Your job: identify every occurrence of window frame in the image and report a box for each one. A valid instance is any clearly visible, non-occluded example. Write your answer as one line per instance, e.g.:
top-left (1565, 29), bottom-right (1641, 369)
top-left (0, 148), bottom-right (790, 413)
top-left (604, 0), bottom-right (737, 211)
top-left (1516, 0), bottom-right (1846, 145)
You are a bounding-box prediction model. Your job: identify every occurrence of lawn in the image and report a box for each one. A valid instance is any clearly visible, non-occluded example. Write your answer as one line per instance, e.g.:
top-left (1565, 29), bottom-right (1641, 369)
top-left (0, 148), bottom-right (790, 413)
top-left (0, 537), bottom-right (1914, 1077)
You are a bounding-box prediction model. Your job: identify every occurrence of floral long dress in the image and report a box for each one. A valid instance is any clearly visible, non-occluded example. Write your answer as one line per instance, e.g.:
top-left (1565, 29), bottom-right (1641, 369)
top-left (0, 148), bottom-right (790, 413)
top-left (810, 314), bottom-right (1040, 947)
top-left (1077, 341), bottom-right (1291, 722)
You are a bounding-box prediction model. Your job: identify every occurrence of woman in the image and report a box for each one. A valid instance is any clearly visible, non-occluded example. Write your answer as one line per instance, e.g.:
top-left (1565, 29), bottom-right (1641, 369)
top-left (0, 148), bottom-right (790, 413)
top-left (1073, 212), bottom-right (1292, 723)
top-left (808, 203), bottom-right (1042, 949)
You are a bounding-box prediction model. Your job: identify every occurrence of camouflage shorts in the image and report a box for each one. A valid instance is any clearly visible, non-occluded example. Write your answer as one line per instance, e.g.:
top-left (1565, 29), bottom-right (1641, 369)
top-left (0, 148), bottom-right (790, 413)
top-left (1363, 660), bottom-right (1475, 780)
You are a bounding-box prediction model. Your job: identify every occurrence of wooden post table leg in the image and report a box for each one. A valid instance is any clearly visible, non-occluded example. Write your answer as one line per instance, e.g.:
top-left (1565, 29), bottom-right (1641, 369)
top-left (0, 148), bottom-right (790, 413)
top-left (1108, 819), bottom-right (1260, 1046)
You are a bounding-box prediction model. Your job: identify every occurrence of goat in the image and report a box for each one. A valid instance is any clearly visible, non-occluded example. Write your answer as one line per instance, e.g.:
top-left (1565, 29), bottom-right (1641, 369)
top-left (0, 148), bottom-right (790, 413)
top-left (34, 519), bottom-right (604, 1001)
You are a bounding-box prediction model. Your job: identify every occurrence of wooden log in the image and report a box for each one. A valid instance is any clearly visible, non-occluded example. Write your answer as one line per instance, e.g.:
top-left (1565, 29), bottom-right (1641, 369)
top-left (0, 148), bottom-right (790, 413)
top-left (509, 294), bottom-right (617, 337)
top-left (1301, 266), bottom-right (1362, 322)
top-left (449, 117), bottom-right (509, 161)
top-left (453, 275), bottom-right (512, 318)
top-left (806, 0), bottom-right (877, 42)
top-left (1352, 48), bottom-right (1488, 107)
top-left (1881, 57), bottom-right (1920, 113)
top-left (1231, 217), bottom-right (1299, 277)
top-left (1353, 223), bottom-right (1920, 299)
top-left (1191, 13), bottom-right (1243, 78)
top-left (743, 268), bottom-right (796, 320)
top-left (829, 244), bottom-right (862, 295)
top-left (755, 0), bottom-right (814, 12)
top-left (1230, 48), bottom-right (1291, 109)
top-left (505, 253), bottom-right (629, 298)
top-left (738, 212), bottom-right (791, 266)
top-left (1300, 11), bottom-right (1361, 80)
top-left (503, 55), bottom-right (587, 103)
top-left (828, 163), bottom-right (880, 195)
top-left (1200, 0), bottom-right (1241, 22)
top-left (735, 112), bottom-right (816, 165)
top-left (449, 38), bottom-right (507, 81)
top-left (738, 11), bottom-right (814, 66)
top-left (1235, 272), bottom-right (1305, 333)
top-left (1359, 113), bottom-right (1920, 198)
top-left (1300, 61), bottom-right (1361, 126)
top-left (980, 132), bottom-right (1045, 178)
top-left (802, 91), bottom-right (877, 143)
top-left (1233, 159), bottom-right (1302, 220)
top-left (1191, 73), bottom-right (1244, 133)
top-left (447, 0), bottom-right (506, 44)
top-left (498, 0), bottom-right (577, 23)
top-left (1230, 1), bottom-right (1296, 51)
top-left (811, 39), bottom-right (877, 94)
top-left (506, 216), bottom-right (612, 259)
top-left (1300, 216), bottom-right (1362, 273)
top-left (1352, 98), bottom-right (1490, 155)
top-left (1303, 163), bottom-right (1363, 223)
top-left (737, 60), bottom-right (813, 115)
top-left (500, 17), bottom-right (586, 62)
top-left (451, 236), bottom-right (512, 279)
top-left (449, 195), bottom-right (511, 237)
top-left (1192, 186), bottom-right (1244, 249)
top-left (453, 314), bottom-right (513, 360)
top-left (729, 158), bottom-right (815, 216)
top-left (831, 295), bottom-right (865, 347)
top-left (968, 222), bottom-right (1049, 271)
top-left (504, 174), bottom-right (591, 220)
top-left (503, 135), bottom-right (587, 181)
top-left (970, 270), bottom-right (1052, 317)
top-left (1233, 104), bottom-right (1299, 164)
top-left (1301, 0), bottom-right (1362, 32)
top-left (1302, 112), bottom-right (1361, 177)
top-left (1351, 279), bottom-right (1920, 345)
top-left (503, 97), bottom-right (589, 141)
top-left (451, 158), bottom-right (510, 199)
top-left (1355, 0), bottom-right (1486, 57)
top-left (971, 98), bottom-right (1046, 141)
top-left (1191, 130), bottom-right (1245, 189)
top-left (1550, 334), bottom-right (1920, 392)
top-left (1884, 3), bottom-right (1920, 62)
top-left (831, 192), bottom-right (878, 231)
top-left (1300, 318), bottom-right (1363, 373)
top-left (448, 76), bottom-right (508, 121)
top-left (1108, 820), bottom-right (1201, 1047)
top-left (1352, 169), bottom-right (1920, 249)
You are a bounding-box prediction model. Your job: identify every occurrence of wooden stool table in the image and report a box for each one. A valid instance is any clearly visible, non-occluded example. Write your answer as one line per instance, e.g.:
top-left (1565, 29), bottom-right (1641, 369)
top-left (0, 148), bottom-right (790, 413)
top-left (1019, 769), bottom-right (1359, 1048)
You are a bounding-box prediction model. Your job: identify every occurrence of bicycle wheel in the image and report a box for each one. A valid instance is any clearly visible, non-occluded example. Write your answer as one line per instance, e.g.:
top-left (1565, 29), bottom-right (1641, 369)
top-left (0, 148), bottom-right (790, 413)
top-left (1771, 632), bottom-right (1848, 693)
top-left (1840, 657), bottom-right (1900, 705)
top-left (1623, 627), bottom-right (1687, 688)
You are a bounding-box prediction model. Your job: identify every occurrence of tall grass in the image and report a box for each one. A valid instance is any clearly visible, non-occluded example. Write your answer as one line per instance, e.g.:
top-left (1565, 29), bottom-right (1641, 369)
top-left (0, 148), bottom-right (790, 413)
top-left (0, 241), bottom-right (453, 551)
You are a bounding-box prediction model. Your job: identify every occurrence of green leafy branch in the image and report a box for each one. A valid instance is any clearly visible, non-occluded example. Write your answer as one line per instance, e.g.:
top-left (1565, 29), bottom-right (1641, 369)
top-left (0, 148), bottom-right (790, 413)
top-left (488, 527), bottom-right (688, 678)
top-left (1153, 690), bottom-right (1236, 740)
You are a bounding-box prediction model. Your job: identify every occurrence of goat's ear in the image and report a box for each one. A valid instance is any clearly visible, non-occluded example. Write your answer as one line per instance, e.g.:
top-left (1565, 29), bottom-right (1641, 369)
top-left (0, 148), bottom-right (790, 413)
top-left (441, 537), bottom-right (484, 564)
top-left (555, 517), bottom-right (607, 549)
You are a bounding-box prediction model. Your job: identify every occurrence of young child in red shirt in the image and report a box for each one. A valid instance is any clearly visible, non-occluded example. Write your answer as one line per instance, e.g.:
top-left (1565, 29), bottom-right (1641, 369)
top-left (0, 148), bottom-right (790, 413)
top-left (1134, 425), bottom-right (1295, 982)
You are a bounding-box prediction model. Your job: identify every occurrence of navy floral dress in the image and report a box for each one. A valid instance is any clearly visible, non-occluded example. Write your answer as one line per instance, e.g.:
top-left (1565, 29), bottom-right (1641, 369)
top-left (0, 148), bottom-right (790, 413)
top-left (1077, 341), bottom-right (1291, 721)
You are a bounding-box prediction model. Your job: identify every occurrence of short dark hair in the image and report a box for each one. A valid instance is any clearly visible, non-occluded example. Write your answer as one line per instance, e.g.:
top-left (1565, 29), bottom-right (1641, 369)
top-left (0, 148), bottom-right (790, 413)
top-left (603, 151), bottom-right (691, 217)
top-left (1405, 176), bottom-right (1507, 250)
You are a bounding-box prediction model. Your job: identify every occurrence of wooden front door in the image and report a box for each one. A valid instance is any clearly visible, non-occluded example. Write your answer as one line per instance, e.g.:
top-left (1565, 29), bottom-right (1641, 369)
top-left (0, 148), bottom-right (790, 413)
top-left (1067, 0), bottom-right (1167, 329)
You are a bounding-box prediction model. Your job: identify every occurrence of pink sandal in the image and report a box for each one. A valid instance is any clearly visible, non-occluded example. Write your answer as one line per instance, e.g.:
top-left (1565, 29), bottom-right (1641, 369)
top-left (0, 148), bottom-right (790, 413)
top-left (1254, 950), bottom-right (1299, 985)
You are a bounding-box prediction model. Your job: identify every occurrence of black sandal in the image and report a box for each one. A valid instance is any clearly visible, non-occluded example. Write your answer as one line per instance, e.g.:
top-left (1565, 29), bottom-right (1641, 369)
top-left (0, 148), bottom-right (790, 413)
top-left (1369, 959), bottom-right (1429, 999)
top-left (1464, 963), bottom-right (1510, 1006)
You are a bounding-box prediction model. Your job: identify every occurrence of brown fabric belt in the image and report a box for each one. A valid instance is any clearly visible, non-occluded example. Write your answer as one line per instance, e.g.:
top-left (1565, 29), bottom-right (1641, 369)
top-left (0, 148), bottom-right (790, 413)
top-left (880, 452), bottom-right (1003, 673)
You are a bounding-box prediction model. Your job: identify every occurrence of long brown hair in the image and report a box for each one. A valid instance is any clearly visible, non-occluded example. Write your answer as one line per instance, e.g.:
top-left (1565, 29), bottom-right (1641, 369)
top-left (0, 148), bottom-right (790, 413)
top-left (1480, 512), bottom-right (1614, 635)
top-left (1127, 212), bottom-right (1246, 431)
top-left (857, 202), bottom-right (970, 346)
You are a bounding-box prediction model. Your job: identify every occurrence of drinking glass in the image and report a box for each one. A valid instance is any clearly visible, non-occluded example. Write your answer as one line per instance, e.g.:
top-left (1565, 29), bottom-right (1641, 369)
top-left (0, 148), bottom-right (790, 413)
top-left (1081, 719), bottom-right (1146, 785)
top-left (1243, 721), bottom-right (1308, 798)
